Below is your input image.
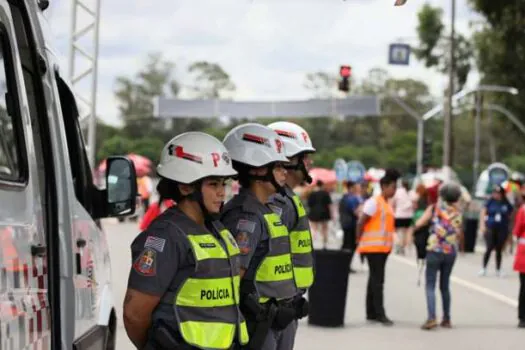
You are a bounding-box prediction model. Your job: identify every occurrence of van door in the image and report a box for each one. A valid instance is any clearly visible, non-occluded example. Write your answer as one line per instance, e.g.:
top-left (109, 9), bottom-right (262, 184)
top-left (0, 1), bottom-right (51, 348)
top-left (53, 72), bottom-right (109, 347)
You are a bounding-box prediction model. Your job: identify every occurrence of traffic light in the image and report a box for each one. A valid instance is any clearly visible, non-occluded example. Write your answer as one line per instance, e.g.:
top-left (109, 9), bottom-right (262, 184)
top-left (338, 65), bottom-right (351, 92)
top-left (423, 139), bottom-right (433, 166)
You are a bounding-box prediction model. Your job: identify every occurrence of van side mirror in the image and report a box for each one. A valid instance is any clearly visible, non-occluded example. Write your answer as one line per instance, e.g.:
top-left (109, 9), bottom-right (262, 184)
top-left (105, 156), bottom-right (137, 217)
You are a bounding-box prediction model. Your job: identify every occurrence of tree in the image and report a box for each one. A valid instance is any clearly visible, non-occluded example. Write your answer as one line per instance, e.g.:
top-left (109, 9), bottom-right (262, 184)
top-left (464, 1), bottom-right (525, 162)
top-left (114, 53), bottom-right (180, 139)
top-left (95, 120), bottom-right (120, 163)
top-left (187, 61), bottom-right (236, 98)
top-left (414, 4), bottom-right (473, 91)
top-left (303, 71), bottom-right (338, 98)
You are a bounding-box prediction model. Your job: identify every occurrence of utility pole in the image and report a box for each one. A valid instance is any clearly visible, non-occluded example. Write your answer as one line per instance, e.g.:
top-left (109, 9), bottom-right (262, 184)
top-left (443, 0), bottom-right (456, 167)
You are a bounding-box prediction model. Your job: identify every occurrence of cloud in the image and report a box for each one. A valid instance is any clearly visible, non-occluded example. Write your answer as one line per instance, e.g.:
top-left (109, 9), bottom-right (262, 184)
top-left (45, 0), bottom-right (480, 126)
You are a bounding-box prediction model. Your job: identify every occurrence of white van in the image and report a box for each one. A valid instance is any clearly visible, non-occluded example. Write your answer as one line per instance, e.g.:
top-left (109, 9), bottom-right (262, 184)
top-left (0, 1), bottom-right (137, 349)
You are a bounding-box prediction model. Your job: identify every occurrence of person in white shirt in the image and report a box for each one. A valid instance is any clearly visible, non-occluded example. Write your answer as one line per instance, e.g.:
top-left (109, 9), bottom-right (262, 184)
top-left (391, 179), bottom-right (414, 255)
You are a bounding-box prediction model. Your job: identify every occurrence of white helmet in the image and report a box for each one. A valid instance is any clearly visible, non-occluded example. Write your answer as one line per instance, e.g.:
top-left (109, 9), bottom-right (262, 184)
top-left (223, 123), bottom-right (288, 167)
top-left (157, 131), bottom-right (237, 184)
top-left (267, 121), bottom-right (315, 158)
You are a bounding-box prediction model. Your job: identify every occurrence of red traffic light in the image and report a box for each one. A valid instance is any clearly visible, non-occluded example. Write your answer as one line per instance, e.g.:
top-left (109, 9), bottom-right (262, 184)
top-left (340, 65), bottom-right (351, 78)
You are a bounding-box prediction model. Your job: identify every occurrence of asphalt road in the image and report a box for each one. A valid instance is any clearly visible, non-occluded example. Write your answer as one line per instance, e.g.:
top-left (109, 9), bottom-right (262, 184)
top-left (103, 219), bottom-right (524, 350)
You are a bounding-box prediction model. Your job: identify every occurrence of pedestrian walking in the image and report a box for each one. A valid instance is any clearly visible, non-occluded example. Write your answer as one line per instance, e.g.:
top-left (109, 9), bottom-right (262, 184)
top-left (392, 179), bottom-right (414, 255)
top-left (307, 180), bottom-right (333, 249)
top-left (356, 168), bottom-right (401, 326)
top-left (339, 181), bottom-right (364, 273)
top-left (479, 184), bottom-right (513, 277)
top-left (511, 192), bottom-right (525, 328)
top-left (412, 184), bottom-right (431, 284)
top-left (413, 183), bottom-right (463, 330)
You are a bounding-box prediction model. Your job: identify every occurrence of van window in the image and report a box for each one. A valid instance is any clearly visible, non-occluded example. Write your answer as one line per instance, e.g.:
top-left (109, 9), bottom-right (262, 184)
top-left (55, 73), bottom-right (94, 213)
top-left (0, 29), bottom-right (26, 183)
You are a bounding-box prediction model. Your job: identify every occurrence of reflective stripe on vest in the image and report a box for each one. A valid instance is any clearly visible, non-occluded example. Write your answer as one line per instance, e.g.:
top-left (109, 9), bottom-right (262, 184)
top-left (290, 195), bottom-right (314, 289)
top-left (357, 196), bottom-right (395, 254)
top-left (255, 213), bottom-right (297, 302)
top-left (174, 229), bottom-right (249, 349)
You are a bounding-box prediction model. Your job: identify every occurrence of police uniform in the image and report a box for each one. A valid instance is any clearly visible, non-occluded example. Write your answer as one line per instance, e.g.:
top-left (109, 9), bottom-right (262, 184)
top-left (269, 185), bottom-right (315, 291)
top-left (221, 188), bottom-right (298, 350)
top-left (127, 206), bottom-right (249, 349)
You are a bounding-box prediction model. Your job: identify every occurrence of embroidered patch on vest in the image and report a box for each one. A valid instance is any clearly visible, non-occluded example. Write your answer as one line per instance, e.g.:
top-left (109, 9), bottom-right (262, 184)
top-left (133, 248), bottom-right (156, 276)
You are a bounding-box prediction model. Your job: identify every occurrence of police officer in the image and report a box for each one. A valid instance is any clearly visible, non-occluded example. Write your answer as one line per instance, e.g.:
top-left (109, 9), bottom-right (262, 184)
top-left (123, 132), bottom-right (249, 350)
top-left (267, 122), bottom-right (315, 323)
top-left (221, 123), bottom-right (298, 350)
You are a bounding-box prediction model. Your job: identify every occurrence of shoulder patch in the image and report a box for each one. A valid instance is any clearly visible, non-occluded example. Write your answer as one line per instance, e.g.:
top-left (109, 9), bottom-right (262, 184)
top-left (133, 248), bottom-right (157, 276)
top-left (236, 232), bottom-right (251, 255)
top-left (236, 219), bottom-right (256, 233)
top-left (144, 236), bottom-right (166, 252)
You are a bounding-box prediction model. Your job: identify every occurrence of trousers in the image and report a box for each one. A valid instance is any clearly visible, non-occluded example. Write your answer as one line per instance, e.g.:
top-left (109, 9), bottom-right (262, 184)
top-left (518, 273), bottom-right (525, 321)
top-left (365, 253), bottom-right (389, 319)
top-left (260, 320), bottom-right (297, 350)
top-left (425, 251), bottom-right (456, 320)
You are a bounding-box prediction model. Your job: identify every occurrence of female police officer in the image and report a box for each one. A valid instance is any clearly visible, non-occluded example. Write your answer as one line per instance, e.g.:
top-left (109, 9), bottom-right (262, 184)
top-left (266, 122), bottom-right (316, 320)
top-left (123, 132), bottom-right (249, 350)
top-left (220, 123), bottom-right (298, 350)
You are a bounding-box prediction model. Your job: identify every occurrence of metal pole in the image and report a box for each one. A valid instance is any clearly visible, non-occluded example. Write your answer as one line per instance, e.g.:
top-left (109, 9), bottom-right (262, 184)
top-left (417, 118), bottom-right (424, 176)
top-left (443, 0), bottom-right (456, 167)
top-left (87, 0), bottom-right (101, 167)
top-left (68, 1), bottom-right (77, 80)
top-left (487, 110), bottom-right (496, 162)
top-left (473, 91), bottom-right (482, 186)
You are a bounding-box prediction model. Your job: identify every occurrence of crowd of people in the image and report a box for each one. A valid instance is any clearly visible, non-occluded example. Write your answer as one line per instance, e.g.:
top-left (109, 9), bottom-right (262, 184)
top-left (338, 170), bottom-right (525, 330)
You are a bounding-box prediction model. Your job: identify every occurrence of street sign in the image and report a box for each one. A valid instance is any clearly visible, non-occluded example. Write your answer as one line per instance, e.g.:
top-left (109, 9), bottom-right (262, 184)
top-left (388, 43), bottom-right (411, 65)
top-left (346, 161), bottom-right (366, 183)
top-left (333, 158), bottom-right (347, 182)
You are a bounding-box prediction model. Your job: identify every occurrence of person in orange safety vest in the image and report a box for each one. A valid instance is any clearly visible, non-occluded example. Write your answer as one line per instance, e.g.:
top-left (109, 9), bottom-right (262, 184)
top-left (356, 168), bottom-right (401, 326)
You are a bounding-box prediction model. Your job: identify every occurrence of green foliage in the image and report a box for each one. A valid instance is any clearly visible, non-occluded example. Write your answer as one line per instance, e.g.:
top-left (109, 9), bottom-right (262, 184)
top-left (414, 4), bottom-right (472, 90)
top-left (414, 4), bottom-right (444, 68)
top-left (303, 71), bottom-right (338, 98)
top-left (96, 135), bottom-right (134, 162)
top-left (503, 155), bottom-right (525, 174)
top-left (188, 61), bottom-right (236, 98)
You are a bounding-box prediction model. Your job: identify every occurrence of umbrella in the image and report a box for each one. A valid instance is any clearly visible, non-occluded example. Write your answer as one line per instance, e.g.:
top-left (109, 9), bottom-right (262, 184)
top-left (97, 153), bottom-right (152, 177)
top-left (308, 168), bottom-right (337, 185)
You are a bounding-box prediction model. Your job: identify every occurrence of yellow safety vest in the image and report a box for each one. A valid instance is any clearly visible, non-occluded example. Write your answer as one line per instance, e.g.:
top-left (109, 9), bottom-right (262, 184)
top-left (255, 212), bottom-right (297, 303)
top-left (289, 194), bottom-right (314, 289)
top-left (172, 228), bottom-right (249, 349)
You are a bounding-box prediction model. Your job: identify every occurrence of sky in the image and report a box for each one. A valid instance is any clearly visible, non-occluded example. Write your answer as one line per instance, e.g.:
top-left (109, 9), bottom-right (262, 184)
top-left (44, 0), bottom-right (482, 127)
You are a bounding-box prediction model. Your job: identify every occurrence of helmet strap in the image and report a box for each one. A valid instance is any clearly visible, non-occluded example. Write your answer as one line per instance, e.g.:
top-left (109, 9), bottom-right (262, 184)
top-left (247, 164), bottom-right (286, 196)
top-left (188, 181), bottom-right (220, 222)
top-left (284, 154), bottom-right (312, 185)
